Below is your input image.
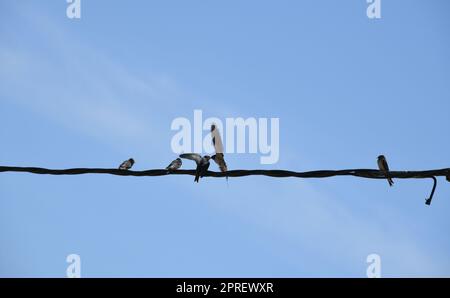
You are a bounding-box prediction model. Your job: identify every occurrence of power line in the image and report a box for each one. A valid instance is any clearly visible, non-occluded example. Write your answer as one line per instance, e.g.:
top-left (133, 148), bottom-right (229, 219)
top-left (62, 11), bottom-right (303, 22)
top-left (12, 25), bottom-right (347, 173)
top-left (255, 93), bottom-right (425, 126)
top-left (1, 166), bottom-right (449, 206)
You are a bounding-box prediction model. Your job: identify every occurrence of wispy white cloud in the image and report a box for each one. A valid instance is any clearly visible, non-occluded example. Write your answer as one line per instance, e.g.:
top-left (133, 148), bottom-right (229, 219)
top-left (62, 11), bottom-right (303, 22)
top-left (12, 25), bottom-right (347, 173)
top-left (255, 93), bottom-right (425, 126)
top-left (190, 172), bottom-right (448, 276)
top-left (0, 4), bottom-right (178, 153)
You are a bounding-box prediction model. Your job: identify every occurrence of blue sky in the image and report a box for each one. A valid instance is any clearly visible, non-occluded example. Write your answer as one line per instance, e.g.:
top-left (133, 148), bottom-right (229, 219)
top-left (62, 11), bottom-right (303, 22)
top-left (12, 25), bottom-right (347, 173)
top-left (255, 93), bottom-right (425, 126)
top-left (1, 0), bottom-right (450, 277)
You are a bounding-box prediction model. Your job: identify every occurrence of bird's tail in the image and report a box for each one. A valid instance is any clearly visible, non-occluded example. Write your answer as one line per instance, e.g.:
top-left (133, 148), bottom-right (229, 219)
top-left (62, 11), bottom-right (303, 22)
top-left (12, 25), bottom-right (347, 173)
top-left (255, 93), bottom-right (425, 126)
top-left (387, 177), bottom-right (394, 187)
top-left (194, 170), bottom-right (200, 183)
top-left (382, 170), bottom-right (394, 187)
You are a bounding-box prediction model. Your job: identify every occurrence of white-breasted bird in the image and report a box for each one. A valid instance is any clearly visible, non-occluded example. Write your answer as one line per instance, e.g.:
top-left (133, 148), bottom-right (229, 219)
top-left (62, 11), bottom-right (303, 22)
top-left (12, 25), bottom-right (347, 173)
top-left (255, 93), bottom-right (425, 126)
top-left (179, 153), bottom-right (210, 183)
top-left (166, 158), bottom-right (182, 171)
top-left (377, 155), bottom-right (394, 187)
top-left (210, 124), bottom-right (228, 179)
top-left (119, 158), bottom-right (135, 170)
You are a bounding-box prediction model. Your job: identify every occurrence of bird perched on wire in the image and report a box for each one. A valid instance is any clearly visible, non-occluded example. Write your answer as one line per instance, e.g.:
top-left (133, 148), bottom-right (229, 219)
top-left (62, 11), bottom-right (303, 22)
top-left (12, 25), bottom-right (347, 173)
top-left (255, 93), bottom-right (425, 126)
top-left (210, 124), bottom-right (228, 180)
top-left (166, 158), bottom-right (182, 171)
top-left (119, 158), bottom-right (135, 170)
top-left (179, 153), bottom-right (210, 183)
top-left (377, 155), bottom-right (394, 187)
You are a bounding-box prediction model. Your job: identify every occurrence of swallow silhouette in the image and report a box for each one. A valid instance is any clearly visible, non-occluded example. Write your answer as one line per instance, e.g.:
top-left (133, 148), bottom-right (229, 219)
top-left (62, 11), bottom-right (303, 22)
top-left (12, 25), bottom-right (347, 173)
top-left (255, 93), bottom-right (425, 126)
top-left (180, 153), bottom-right (210, 183)
top-left (166, 158), bottom-right (182, 171)
top-left (119, 158), bottom-right (135, 170)
top-left (211, 124), bottom-right (228, 179)
top-left (377, 155), bottom-right (394, 187)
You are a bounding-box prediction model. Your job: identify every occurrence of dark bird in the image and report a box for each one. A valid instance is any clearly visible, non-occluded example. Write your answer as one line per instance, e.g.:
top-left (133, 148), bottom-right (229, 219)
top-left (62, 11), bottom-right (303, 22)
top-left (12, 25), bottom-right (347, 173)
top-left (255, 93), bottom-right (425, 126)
top-left (211, 154), bottom-right (227, 174)
top-left (166, 158), bottom-right (182, 171)
top-left (211, 124), bottom-right (228, 179)
top-left (377, 155), bottom-right (394, 187)
top-left (119, 158), bottom-right (135, 170)
top-left (180, 153), bottom-right (210, 183)
top-left (446, 175), bottom-right (450, 182)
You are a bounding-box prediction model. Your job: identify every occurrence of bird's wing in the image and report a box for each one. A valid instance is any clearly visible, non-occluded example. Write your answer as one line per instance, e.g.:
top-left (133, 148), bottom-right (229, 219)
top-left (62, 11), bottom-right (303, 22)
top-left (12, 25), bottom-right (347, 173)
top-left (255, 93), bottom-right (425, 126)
top-left (382, 158), bottom-right (390, 172)
top-left (377, 159), bottom-right (385, 171)
top-left (179, 153), bottom-right (202, 164)
top-left (119, 161), bottom-right (128, 169)
top-left (166, 161), bottom-right (175, 169)
top-left (212, 153), bottom-right (227, 171)
top-left (377, 159), bottom-right (382, 170)
top-left (211, 124), bottom-right (224, 154)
